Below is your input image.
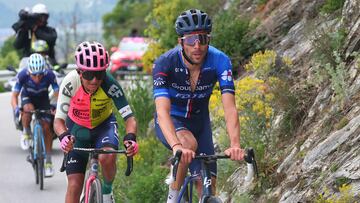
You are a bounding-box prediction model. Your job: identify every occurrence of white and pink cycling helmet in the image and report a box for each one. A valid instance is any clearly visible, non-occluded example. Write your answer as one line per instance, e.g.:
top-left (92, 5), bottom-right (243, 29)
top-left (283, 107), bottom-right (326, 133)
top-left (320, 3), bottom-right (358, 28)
top-left (75, 41), bottom-right (109, 71)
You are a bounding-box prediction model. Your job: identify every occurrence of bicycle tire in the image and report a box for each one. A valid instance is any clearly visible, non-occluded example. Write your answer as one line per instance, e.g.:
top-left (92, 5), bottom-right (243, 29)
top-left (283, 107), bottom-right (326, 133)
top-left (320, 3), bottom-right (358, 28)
top-left (88, 178), bottom-right (102, 203)
top-left (205, 196), bottom-right (222, 203)
top-left (36, 125), bottom-right (45, 190)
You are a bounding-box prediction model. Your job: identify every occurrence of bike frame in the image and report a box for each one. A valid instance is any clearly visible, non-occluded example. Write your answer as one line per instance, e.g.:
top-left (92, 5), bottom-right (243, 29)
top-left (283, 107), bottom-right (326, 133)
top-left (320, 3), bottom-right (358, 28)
top-left (83, 152), bottom-right (101, 203)
top-left (32, 115), bottom-right (46, 163)
top-left (172, 149), bottom-right (258, 203)
top-left (61, 148), bottom-right (133, 203)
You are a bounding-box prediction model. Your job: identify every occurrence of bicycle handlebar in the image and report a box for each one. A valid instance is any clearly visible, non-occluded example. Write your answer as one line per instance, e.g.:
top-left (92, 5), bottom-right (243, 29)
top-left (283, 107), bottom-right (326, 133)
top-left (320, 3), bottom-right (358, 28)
top-left (170, 148), bottom-right (259, 182)
top-left (60, 147), bottom-right (133, 176)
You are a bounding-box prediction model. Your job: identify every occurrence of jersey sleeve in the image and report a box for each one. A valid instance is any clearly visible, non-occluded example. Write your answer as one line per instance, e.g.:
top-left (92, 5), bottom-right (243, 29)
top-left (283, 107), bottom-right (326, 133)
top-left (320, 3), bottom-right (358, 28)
top-left (216, 54), bottom-right (235, 94)
top-left (48, 70), bottom-right (59, 92)
top-left (12, 69), bottom-right (26, 92)
top-left (153, 56), bottom-right (170, 99)
top-left (102, 72), bottom-right (133, 120)
top-left (55, 70), bottom-right (78, 120)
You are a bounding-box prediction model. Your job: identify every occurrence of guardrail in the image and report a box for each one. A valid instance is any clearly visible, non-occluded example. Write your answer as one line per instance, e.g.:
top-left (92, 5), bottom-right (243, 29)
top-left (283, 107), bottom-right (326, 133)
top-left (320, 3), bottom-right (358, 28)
top-left (0, 64), bottom-right (77, 82)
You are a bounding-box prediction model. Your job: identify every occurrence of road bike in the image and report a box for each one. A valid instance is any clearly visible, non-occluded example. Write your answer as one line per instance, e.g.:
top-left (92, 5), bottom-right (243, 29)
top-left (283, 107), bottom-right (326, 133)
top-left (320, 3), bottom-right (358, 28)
top-left (24, 109), bottom-right (52, 190)
top-left (170, 148), bottom-right (258, 203)
top-left (61, 147), bottom-right (133, 203)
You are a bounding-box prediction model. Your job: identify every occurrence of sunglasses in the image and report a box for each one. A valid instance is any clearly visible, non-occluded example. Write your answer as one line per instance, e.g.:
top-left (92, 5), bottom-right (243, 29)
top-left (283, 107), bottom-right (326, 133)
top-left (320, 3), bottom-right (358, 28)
top-left (181, 34), bottom-right (210, 46)
top-left (80, 70), bottom-right (106, 81)
top-left (30, 73), bottom-right (44, 77)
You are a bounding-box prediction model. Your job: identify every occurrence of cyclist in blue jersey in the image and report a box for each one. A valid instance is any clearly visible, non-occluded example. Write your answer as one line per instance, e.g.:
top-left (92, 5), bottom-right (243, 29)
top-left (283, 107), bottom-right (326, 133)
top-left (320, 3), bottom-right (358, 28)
top-left (11, 53), bottom-right (59, 177)
top-left (153, 9), bottom-right (245, 202)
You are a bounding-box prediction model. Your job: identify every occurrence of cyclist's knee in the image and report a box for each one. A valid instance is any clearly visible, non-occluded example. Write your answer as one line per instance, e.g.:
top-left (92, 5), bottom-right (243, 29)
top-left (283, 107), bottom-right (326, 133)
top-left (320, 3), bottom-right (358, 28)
top-left (99, 153), bottom-right (116, 166)
top-left (177, 130), bottom-right (198, 151)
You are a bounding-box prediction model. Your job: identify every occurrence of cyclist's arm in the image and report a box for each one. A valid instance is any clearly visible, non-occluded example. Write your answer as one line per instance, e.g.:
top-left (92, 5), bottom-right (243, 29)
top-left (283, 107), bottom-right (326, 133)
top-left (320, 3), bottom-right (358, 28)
top-left (54, 117), bottom-right (67, 136)
top-left (221, 93), bottom-right (240, 148)
top-left (155, 97), bottom-right (181, 149)
top-left (124, 116), bottom-right (137, 134)
top-left (11, 91), bottom-right (20, 110)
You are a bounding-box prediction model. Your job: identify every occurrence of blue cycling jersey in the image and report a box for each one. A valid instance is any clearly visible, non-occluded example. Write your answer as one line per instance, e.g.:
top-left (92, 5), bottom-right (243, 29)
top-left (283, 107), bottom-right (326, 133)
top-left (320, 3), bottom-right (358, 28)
top-left (153, 45), bottom-right (235, 118)
top-left (13, 68), bottom-right (59, 98)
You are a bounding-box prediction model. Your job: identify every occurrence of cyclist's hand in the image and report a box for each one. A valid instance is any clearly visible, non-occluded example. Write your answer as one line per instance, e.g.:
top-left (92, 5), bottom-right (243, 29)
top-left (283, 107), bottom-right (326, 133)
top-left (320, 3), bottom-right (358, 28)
top-left (59, 135), bottom-right (75, 153)
top-left (123, 133), bottom-right (138, 157)
top-left (224, 147), bottom-right (245, 161)
top-left (124, 140), bottom-right (138, 157)
top-left (14, 106), bottom-right (20, 118)
top-left (50, 104), bottom-right (57, 115)
top-left (172, 145), bottom-right (195, 164)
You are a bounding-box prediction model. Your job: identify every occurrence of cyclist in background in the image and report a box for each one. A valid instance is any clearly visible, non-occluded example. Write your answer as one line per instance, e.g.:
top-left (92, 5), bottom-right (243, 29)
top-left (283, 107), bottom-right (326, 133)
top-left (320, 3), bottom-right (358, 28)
top-left (12, 3), bottom-right (57, 69)
top-left (11, 53), bottom-right (59, 177)
top-left (152, 9), bottom-right (245, 202)
top-left (54, 41), bottom-right (139, 203)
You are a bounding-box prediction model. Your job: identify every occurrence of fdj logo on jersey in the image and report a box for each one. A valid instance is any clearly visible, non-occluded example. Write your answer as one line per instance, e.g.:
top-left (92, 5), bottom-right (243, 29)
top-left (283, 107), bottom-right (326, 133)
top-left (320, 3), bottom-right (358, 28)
top-left (108, 85), bottom-right (123, 98)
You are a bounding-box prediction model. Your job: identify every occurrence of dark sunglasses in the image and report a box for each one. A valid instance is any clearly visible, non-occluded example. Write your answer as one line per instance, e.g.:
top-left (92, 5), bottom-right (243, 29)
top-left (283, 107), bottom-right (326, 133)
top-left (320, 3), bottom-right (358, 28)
top-left (81, 70), bottom-right (106, 81)
top-left (181, 34), bottom-right (210, 46)
top-left (31, 73), bottom-right (44, 77)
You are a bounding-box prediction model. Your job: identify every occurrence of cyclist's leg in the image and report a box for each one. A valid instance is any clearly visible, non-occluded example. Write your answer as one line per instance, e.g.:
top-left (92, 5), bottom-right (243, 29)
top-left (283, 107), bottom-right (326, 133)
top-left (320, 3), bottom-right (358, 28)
top-left (66, 117), bottom-right (92, 202)
top-left (189, 116), bottom-right (217, 196)
top-left (94, 115), bottom-right (119, 196)
top-left (19, 93), bottom-right (34, 149)
top-left (155, 115), bottom-right (198, 202)
top-left (20, 93), bottom-right (34, 135)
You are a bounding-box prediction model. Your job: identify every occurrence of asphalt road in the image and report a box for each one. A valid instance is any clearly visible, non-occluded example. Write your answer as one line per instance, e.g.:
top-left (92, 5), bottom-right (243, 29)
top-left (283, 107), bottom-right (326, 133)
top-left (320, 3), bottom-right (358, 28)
top-left (0, 92), bottom-right (67, 203)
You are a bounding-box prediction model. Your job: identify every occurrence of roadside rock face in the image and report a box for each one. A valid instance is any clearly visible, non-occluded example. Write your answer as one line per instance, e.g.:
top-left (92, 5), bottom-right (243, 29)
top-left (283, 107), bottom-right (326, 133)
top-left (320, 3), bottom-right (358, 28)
top-left (221, 0), bottom-right (360, 202)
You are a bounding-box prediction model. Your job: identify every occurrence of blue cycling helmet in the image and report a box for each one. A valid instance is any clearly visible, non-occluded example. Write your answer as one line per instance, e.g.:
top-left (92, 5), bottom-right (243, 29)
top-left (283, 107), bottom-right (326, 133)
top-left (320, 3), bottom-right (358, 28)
top-left (28, 53), bottom-right (46, 74)
top-left (175, 9), bottom-right (212, 36)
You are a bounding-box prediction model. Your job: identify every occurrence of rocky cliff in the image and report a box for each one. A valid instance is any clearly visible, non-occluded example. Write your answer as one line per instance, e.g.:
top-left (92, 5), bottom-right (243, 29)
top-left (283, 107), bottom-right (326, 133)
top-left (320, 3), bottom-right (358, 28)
top-left (222, 0), bottom-right (360, 202)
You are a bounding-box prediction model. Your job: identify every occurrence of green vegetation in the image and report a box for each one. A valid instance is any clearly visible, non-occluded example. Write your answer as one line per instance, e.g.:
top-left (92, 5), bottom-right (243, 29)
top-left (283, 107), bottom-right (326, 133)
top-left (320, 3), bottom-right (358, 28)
top-left (320, 0), bottom-right (346, 14)
top-left (0, 36), bottom-right (20, 69)
top-left (311, 26), bottom-right (349, 106)
top-left (316, 184), bottom-right (356, 203)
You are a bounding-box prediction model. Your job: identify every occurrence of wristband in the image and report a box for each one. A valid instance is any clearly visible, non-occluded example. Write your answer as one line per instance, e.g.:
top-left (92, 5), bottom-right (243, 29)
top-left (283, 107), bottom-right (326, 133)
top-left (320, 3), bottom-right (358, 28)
top-left (58, 131), bottom-right (71, 141)
top-left (171, 142), bottom-right (182, 149)
top-left (123, 133), bottom-right (136, 142)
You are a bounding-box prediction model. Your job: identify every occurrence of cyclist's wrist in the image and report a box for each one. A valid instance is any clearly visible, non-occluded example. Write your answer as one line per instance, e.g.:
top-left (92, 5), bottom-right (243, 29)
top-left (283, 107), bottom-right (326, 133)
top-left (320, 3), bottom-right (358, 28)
top-left (171, 142), bottom-right (182, 150)
top-left (58, 131), bottom-right (71, 141)
top-left (123, 133), bottom-right (136, 142)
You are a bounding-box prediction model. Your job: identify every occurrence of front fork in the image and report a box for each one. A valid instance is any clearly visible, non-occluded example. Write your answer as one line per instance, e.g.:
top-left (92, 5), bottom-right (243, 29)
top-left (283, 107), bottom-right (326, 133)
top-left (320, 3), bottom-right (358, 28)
top-left (200, 161), bottom-right (212, 203)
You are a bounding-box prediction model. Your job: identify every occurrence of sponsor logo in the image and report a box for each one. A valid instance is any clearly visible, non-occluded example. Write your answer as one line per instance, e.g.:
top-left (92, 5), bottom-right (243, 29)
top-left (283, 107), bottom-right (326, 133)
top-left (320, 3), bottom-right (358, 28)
top-left (108, 85), bottom-right (123, 98)
top-left (73, 109), bottom-right (89, 119)
top-left (92, 106), bottom-right (107, 118)
top-left (175, 93), bottom-right (208, 99)
top-left (204, 177), bottom-right (211, 188)
top-left (175, 67), bottom-right (185, 72)
top-left (63, 82), bottom-right (73, 98)
top-left (221, 70), bottom-right (233, 82)
top-left (60, 103), bottom-right (69, 114)
top-left (67, 157), bottom-right (78, 164)
top-left (154, 77), bottom-right (166, 86)
top-left (171, 83), bottom-right (190, 91)
top-left (102, 136), bottom-right (110, 143)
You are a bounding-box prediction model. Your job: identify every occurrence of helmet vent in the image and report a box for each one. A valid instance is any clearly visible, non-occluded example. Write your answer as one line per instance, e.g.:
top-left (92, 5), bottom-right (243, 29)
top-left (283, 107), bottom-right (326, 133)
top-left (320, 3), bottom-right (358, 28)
top-left (93, 56), bottom-right (98, 67)
top-left (85, 49), bottom-right (90, 56)
top-left (100, 59), bottom-right (104, 67)
top-left (183, 17), bottom-right (190, 27)
top-left (99, 48), bottom-right (103, 55)
top-left (192, 15), bottom-right (198, 27)
top-left (79, 55), bottom-right (84, 65)
top-left (91, 45), bottom-right (96, 52)
top-left (86, 59), bottom-right (91, 67)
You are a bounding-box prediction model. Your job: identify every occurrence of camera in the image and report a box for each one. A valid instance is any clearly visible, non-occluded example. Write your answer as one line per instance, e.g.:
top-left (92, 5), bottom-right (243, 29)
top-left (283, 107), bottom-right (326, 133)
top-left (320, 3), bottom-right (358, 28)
top-left (12, 8), bottom-right (40, 32)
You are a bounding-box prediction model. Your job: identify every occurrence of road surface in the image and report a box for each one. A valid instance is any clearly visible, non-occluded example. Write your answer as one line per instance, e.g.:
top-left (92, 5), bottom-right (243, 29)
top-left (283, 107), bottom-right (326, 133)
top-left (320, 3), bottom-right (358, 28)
top-left (0, 92), bottom-right (67, 203)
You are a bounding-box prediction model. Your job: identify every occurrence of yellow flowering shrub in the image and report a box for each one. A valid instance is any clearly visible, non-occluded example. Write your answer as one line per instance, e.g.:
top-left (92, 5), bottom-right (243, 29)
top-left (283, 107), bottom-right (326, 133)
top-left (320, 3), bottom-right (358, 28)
top-left (316, 184), bottom-right (357, 203)
top-left (245, 50), bottom-right (277, 78)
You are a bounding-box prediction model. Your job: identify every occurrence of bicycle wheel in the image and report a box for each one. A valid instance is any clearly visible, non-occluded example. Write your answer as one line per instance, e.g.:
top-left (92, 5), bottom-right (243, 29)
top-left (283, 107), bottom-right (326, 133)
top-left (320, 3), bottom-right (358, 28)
top-left (205, 196), bottom-right (222, 203)
top-left (88, 178), bottom-right (102, 203)
top-left (35, 125), bottom-right (45, 190)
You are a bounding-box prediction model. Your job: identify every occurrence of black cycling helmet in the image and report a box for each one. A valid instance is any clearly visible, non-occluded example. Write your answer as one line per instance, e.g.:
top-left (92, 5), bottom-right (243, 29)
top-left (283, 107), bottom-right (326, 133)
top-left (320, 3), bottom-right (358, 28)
top-left (175, 9), bottom-right (212, 36)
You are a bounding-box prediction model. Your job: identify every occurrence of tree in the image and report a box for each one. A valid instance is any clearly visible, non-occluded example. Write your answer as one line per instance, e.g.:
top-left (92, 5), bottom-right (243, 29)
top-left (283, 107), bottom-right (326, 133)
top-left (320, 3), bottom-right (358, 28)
top-left (0, 36), bottom-right (20, 69)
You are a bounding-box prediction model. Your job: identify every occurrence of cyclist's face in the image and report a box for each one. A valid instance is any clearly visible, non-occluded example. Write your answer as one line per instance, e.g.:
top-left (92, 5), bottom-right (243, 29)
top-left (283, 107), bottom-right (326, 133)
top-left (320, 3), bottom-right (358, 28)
top-left (30, 73), bottom-right (44, 84)
top-left (79, 70), bottom-right (104, 94)
top-left (179, 32), bottom-right (210, 64)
